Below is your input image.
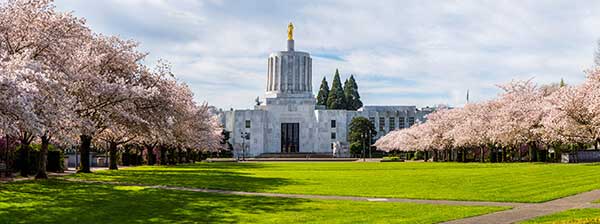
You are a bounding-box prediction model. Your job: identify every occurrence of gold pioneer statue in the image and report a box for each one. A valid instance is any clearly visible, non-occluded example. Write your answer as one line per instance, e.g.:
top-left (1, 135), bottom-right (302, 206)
top-left (287, 22), bottom-right (294, 40)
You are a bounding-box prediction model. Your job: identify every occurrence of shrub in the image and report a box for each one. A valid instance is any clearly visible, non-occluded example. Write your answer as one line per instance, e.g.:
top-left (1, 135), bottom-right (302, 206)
top-left (381, 156), bottom-right (404, 162)
top-left (349, 142), bottom-right (363, 157)
top-left (413, 151), bottom-right (424, 160)
top-left (16, 144), bottom-right (64, 175)
top-left (122, 151), bottom-right (131, 166)
top-left (47, 150), bottom-right (64, 172)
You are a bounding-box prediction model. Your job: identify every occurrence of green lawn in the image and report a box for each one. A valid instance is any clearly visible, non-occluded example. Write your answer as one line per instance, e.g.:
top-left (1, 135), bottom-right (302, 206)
top-left (0, 180), bottom-right (506, 224)
top-left (520, 208), bottom-right (600, 223)
top-left (68, 162), bottom-right (600, 203)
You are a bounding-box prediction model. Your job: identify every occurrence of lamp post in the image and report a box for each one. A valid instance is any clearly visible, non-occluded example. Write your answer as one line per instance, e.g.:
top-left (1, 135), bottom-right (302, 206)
top-left (362, 133), bottom-right (366, 162)
top-left (368, 129), bottom-right (372, 159)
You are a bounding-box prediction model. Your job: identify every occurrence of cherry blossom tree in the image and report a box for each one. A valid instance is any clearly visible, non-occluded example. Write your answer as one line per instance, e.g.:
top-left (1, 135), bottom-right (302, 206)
top-left (448, 101), bottom-right (501, 162)
top-left (491, 80), bottom-right (546, 161)
top-left (0, 0), bottom-right (223, 175)
top-left (1, 0), bottom-right (89, 177)
top-left (0, 56), bottom-right (40, 177)
top-left (543, 69), bottom-right (600, 157)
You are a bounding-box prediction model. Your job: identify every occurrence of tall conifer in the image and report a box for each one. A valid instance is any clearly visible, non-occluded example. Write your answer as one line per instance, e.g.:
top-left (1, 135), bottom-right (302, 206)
top-left (344, 75), bottom-right (363, 110)
top-left (316, 77), bottom-right (330, 106)
top-left (327, 69), bottom-right (346, 109)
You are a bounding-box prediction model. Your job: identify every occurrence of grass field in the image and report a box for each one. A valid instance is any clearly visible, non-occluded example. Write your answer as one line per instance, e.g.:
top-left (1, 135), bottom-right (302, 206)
top-left (68, 162), bottom-right (600, 203)
top-left (0, 180), bottom-right (506, 224)
top-left (520, 208), bottom-right (600, 223)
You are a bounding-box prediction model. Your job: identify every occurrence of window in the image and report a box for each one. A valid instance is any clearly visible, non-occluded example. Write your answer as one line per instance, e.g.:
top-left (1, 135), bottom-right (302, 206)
top-left (331, 132), bottom-right (336, 140)
top-left (408, 117), bottom-right (415, 127)
top-left (331, 120), bottom-right (336, 128)
top-left (379, 117), bottom-right (385, 132)
top-left (369, 117), bottom-right (375, 125)
top-left (389, 117), bottom-right (395, 130)
top-left (398, 117), bottom-right (405, 129)
top-left (245, 120), bottom-right (251, 129)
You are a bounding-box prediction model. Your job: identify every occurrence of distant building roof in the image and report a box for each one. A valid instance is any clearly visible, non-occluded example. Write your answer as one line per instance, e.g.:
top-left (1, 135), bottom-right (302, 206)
top-left (358, 105), bottom-right (417, 112)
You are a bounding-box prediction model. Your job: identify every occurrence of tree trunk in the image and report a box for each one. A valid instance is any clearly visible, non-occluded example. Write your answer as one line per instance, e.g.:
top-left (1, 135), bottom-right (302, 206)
top-left (35, 135), bottom-right (50, 179)
top-left (480, 147), bottom-right (484, 163)
top-left (145, 144), bottom-right (156, 165)
top-left (2, 134), bottom-right (7, 178)
top-left (540, 150), bottom-right (548, 162)
top-left (78, 135), bottom-right (92, 173)
top-left (19, 134), bottom-right (31, 177)
top-left (159, 145), bottom-right (167, 165)
top-left (135, 146), bottom-right (142, 166)
top-left (184, 149), bottom-right (191, 163)
top-left (529, 142), bottom-right (538, 162)
top-left (108, 142), bottom-right (118, 170)
top-left (122, 145), bottom-right (131, 166)
top-left (170, 148), bottom-right (177, 165)
top-left (177, 148), bottom-right (183, 164)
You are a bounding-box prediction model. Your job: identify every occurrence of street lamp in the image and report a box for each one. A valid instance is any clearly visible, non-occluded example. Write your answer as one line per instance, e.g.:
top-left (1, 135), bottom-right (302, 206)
top-left (368, 129), bottom-right (372, 159)
top-left (362, 132), bottom-right (366, 162)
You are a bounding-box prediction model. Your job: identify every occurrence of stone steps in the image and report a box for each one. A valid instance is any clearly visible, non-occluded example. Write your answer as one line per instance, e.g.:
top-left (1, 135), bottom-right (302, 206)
top-left (257, 152), bottom-right (334, 158)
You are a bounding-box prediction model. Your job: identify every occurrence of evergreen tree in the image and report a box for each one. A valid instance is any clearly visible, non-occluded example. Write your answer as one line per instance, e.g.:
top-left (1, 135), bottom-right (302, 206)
top-left (316, 77), bottom-right (330, 106)
top-left (327, 69), bottom-right (347, 109)
top-left (344, 75), bottom-right (363, 110)
top-left (348, 117), bottom-right (377, 157)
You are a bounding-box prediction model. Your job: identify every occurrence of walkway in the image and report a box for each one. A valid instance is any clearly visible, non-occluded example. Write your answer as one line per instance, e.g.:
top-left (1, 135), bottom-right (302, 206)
top-left (443, 189), bottom-right (600, 224)
top-left (62, 178), bottom-right (525, 207)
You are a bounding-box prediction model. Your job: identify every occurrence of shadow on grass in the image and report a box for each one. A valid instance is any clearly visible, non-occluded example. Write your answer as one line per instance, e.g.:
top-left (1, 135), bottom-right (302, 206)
top-left (69, 163), bottom-right (298, 192)
top-left (0, 179), bottom-right (310, 224)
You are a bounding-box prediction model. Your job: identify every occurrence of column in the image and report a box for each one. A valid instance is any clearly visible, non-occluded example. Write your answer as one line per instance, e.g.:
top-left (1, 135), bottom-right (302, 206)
top-left (301, 56), bottom-right (306, 91)
top-left (270, 57), bottom-right (274, 91)
top-left (295, 56), bottom-right (300, 92)
top-left (308, 58), bottom-right (312, 91)
top-left (304, 56), bottom-right (309, 91)
top-left (266, 58), bottom-right (271, 91)
top-left (281, 56), bottom-right (287, 92)
top-left (274, 57), bottom-right (279, 91)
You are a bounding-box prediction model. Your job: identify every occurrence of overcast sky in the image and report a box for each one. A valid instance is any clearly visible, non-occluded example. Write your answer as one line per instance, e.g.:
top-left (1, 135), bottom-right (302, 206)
top-left (55, 0), bottom-right (600, 109)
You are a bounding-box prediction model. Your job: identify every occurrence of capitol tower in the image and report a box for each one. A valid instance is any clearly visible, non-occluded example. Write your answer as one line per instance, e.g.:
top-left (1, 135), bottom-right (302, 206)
top-left (219, 23), bottom-right (428, 159)
top-left (265, 23), bottom-right (314, 101)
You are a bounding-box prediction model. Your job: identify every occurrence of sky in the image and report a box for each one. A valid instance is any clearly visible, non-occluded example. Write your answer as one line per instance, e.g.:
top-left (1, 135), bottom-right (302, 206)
top-left (54, 0), bottom-right (600, 110)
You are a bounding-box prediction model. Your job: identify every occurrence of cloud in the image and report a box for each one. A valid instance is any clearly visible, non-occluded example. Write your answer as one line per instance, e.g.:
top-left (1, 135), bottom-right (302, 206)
top-left (55, 0), bottom-right (600, 109)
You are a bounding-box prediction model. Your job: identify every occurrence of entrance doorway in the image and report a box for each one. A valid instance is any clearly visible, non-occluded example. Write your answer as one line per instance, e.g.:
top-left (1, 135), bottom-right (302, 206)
top-left (281, 123), bottom-right (299, 153)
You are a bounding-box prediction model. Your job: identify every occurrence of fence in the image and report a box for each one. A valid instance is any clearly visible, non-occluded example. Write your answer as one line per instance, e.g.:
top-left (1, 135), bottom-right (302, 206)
top-left (561, 150), bottom-right (600, 163)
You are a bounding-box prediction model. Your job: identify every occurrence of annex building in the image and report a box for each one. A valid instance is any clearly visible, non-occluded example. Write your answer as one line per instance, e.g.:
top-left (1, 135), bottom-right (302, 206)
top-left (219, 24), bottom-right (432, 158)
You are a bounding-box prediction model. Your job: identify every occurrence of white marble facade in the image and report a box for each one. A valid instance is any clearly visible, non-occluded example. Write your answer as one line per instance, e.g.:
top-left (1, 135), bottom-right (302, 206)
top-left (219, 37), bottom-right (431, 157)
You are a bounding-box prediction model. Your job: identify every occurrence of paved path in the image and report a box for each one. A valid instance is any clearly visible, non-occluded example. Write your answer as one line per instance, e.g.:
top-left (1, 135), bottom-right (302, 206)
top-left (443, 189), bottom-right (600, 224)
top-left (61, 178), bottom-right (526, 207)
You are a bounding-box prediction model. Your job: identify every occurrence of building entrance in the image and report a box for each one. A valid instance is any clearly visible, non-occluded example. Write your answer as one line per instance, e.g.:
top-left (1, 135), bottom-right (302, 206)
top-left (281, 123), bottom-right (299, 153)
